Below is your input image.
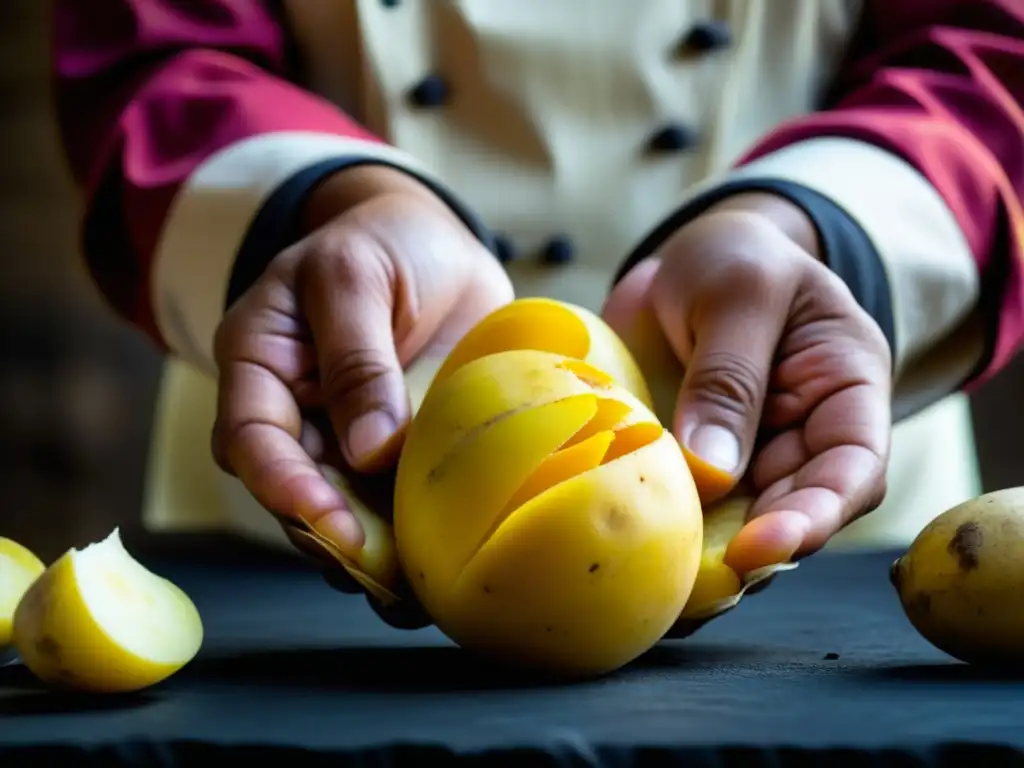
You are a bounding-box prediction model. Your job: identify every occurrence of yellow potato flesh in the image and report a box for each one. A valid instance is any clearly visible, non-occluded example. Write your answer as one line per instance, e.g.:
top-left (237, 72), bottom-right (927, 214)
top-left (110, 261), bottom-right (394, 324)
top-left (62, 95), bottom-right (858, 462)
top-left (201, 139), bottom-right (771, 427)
top-left (447, 430), bottom-right (701, 677)
top-left (395, 348), bottom-right (703, 677)
top-left (398, 390), bottom-right (603, 614)
top-left (681, 497), bottom-right (748, 617)
top-left (0, 537), bottom-right (45, 647)
top-left (322, 297), bottom-right (791, 646)
top-left (597, 301), bottom-right (684, 430)
top-left (502, 431), bottom-right (615, 515)
top-left (431, 297), bottom-right (654, 409)
top-left (292, 298), bottom-right (662, 606)
top-left (12, 529), bottom-right (203, 693)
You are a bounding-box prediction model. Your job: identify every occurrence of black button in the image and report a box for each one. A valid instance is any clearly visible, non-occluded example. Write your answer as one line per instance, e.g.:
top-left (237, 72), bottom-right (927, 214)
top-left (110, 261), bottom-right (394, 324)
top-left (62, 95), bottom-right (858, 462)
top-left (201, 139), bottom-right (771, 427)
top-left (408, 75), bottom-right (449, 107)
top-left (493, 234), bottom-right (516, 264)
top-left (540, 236), bottom-right (575, 265)
top-left (381, 0), bottom-right (400, 7)
top-left (647, 123), bottom-right (698, 153)
top-left (681, 20), bottom-right (732, 53)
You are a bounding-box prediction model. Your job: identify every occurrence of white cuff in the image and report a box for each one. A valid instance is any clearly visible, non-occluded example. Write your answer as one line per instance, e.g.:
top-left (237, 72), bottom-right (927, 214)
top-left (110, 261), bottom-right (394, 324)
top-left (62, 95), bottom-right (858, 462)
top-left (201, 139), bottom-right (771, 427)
top-left (720, 137), bottom-right (984, 409)
top-left (151, 131), bottom-right (437, 377)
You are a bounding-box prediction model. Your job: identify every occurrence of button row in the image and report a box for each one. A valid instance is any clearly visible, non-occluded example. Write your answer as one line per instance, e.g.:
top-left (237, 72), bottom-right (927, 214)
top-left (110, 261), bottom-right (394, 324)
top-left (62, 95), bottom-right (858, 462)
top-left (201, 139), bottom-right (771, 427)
top-left (408, 74), bottom-right (448, 108)
top-left (680, 20), bottom-right (732, 54)
top-left (648, 123), bottom-right (698, 153)
top-left (493, 234), bottom-right (576, 266)
top-left (407, 18), bottom-right (732, 110)
top-left (383, 0), bottom-right (733, 59)
top-left (390, 10), bottom-right (733, 269)
top-left (411, 83), bottom-right (705, 157)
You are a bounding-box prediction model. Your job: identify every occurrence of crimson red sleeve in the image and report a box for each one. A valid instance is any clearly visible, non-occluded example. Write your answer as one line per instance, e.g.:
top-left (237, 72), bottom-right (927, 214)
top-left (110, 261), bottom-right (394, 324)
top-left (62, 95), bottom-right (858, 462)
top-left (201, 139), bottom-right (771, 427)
top-left (738, 0), bottom-right (1024, 390)
top-left (52, 0), bottom-right (382, 348)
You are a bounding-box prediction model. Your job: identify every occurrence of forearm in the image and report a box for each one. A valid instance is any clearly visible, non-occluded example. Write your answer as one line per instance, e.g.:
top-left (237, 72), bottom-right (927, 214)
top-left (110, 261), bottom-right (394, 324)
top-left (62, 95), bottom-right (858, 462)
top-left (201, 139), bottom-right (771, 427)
top-left (719, 0), bottom-right (1024, 401)
top-left (618, 0), bottom-right (1024, 419)
top-left (53, 0), bottom-right (377, 352)
top-left (53, 0), bottom-right (492, 376)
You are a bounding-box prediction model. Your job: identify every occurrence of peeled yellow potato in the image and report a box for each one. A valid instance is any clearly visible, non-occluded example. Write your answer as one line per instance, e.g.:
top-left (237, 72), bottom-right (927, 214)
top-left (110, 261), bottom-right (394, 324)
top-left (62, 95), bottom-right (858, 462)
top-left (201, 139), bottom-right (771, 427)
top-left (12, 528), bottom-right (203, 693)
top-left (431, 297), bottom-right (654, 410)
top-left (394, 348), bottom-right (703, 678)
top-left (0, 537), bottom-right (45, 648)
top-left (308, 297), bottom-right (790, 652)
top-left (891, 487), bottom-right (1024, 666)
top-left (597, 300), bottom-right (683, 431)
top-left (305, 298), bottom-right (658, 603)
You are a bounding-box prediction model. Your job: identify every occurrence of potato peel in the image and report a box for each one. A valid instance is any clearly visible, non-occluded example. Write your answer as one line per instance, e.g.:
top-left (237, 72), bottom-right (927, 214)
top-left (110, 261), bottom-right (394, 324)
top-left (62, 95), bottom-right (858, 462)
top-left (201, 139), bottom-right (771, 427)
top-left (665, 494), bottom-right (799, 638)
top-left (286, 526), bottom-right (401, 606)
top-left (12, 528), bottom-right (202, 693)
top-left (274, 503), bottom-right (403, 608)
top-left (666, 561), bottom-right (799, 638)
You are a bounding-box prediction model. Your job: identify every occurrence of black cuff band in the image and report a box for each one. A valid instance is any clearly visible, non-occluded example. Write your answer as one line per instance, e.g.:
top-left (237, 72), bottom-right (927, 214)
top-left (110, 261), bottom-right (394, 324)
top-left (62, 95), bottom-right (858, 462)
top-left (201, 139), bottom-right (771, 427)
top-left (224, 157), bottom-right (497, 311)
top-left (613, 178), bottom-right (897, 358)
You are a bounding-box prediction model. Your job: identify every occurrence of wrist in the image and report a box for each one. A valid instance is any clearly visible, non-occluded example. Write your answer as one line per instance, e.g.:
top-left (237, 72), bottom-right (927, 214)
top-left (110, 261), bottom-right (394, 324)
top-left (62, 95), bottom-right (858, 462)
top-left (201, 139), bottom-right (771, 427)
top-left (302, 163), bottom-right (441, 232)
top-left (704, 192), bottom-right (822, 261)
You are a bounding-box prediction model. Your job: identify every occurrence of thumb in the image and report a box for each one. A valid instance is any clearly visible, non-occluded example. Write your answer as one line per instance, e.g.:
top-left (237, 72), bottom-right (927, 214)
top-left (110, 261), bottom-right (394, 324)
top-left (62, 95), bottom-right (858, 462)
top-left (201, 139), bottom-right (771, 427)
top-left (299, 247), bottom-right (408, 473)
top-left (653, 260), bottom-right (793, 499)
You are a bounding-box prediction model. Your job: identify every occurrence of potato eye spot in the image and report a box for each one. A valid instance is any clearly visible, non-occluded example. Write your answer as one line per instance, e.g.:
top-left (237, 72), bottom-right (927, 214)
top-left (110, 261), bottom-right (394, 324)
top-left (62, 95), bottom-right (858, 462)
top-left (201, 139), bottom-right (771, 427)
top-left (599, 505), bottom-right (632, 535)
top-left (35, 635), bottom-right (61, 659)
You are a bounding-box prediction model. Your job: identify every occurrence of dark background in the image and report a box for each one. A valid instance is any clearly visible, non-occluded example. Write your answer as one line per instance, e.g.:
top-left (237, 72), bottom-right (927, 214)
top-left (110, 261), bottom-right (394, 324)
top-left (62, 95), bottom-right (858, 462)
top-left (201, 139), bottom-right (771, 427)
top-left (0, 1), bottom-right (163, 561)
top-left (0, 1), bottom-right (1018, 563)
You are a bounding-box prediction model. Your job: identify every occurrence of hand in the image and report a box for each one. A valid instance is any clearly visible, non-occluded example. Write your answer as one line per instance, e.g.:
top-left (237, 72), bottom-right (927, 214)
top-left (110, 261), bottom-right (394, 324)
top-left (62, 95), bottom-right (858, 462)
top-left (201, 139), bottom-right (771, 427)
top-left (603, 193), bottom-right (893, 573)
top-left (211, 165), bottom-right (514, 622)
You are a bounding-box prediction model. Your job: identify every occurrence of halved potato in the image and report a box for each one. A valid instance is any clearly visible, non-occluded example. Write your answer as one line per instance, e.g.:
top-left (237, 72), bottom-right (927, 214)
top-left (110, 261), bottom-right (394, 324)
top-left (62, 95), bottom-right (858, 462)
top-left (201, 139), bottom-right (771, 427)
top-left (13, 529), bottom-right (203, 693)
top-left (0, 536), bottom-right (45, 648)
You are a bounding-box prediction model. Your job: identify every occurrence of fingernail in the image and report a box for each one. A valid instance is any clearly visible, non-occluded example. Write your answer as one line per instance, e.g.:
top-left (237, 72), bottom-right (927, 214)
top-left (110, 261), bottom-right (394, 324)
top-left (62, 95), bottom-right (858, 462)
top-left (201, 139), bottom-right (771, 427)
top-left (313, 509), bottom-right (364, 552)
top-left (684, 423), bottom-right (741, 474)
top-left (346, 410), bottom-right (397, 466)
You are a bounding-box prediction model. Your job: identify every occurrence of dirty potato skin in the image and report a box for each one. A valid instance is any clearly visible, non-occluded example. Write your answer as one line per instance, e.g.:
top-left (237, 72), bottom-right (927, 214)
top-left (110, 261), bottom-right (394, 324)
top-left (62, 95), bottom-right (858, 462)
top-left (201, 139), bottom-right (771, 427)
top-left (891, 487), bottom-right (1024, 666)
